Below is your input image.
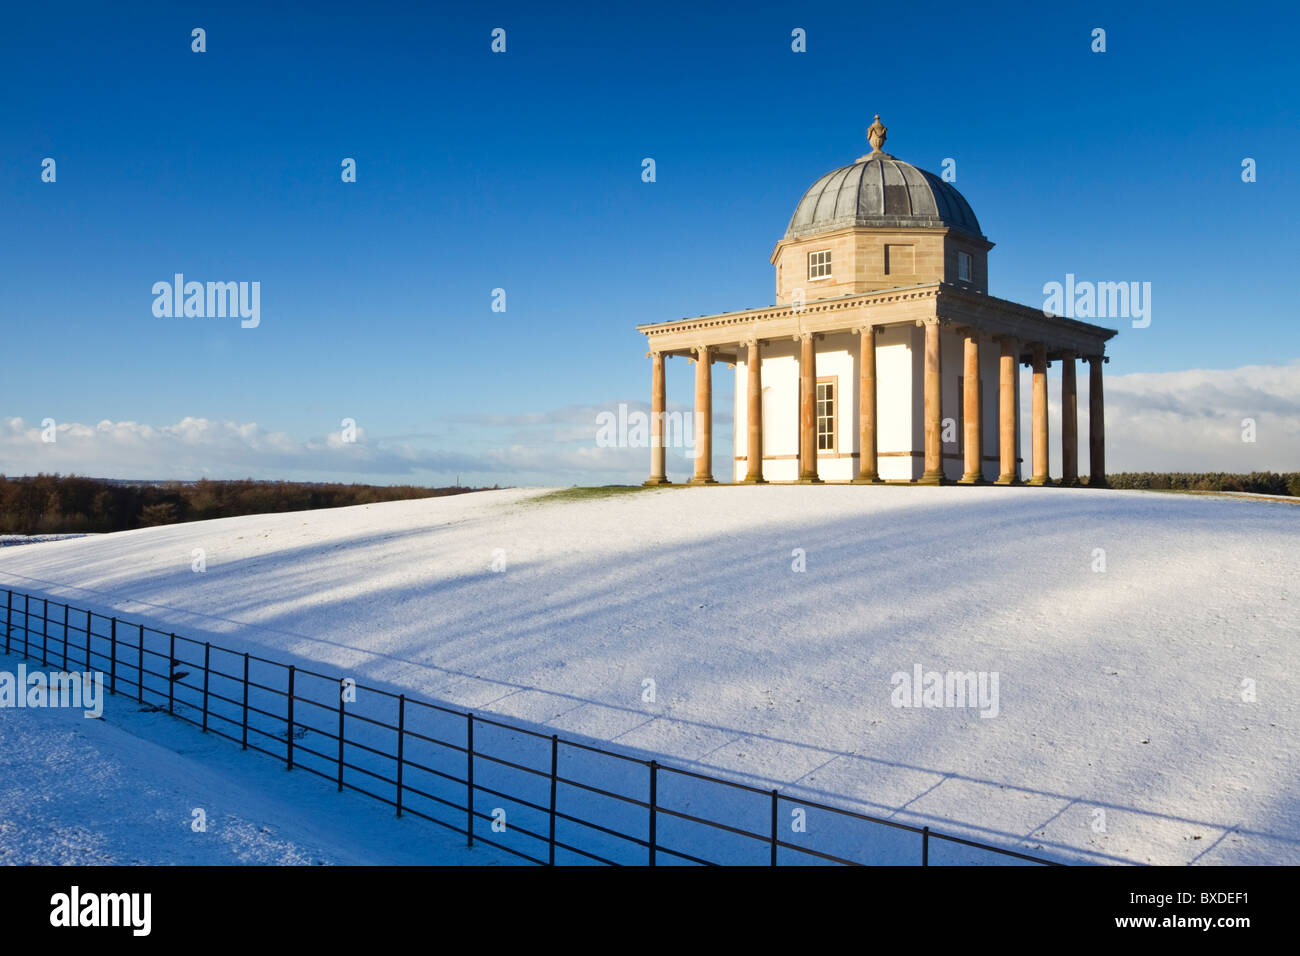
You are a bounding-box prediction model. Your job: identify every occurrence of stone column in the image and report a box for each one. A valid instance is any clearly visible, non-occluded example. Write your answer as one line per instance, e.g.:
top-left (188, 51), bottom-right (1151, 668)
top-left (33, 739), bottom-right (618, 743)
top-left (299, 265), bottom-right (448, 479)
top-left (920, 319), bottom-right (943, 484)
top-left (644, 351), bottom-right (670, 485)
top-left (798, 333), bottom-right (821, 482)
top-left (690, 345), bottom-right (715, 484)
top-left (1027, 343), bottom-right (1051, 486)
top-left (854, 326), bottom-right (881, 482)
top-left (959, 331), bottom-right (983, 484)
top-left (1089, 355), bottom-right (1107, 487)
top-left (995, 337), bottom-right (1019, 484)
top-left (1061, 351), bottom-right (1078, 486)
top-left (743, 339), bottom-right (765, 483)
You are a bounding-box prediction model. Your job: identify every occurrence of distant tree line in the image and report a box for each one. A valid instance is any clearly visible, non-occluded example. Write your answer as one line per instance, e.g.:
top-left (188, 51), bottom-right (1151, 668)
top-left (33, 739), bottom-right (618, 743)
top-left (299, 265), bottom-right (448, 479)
top-left (0, 474), bottom-right (488, 534)
top-left (1103, 472), bottom-right (1300, 496)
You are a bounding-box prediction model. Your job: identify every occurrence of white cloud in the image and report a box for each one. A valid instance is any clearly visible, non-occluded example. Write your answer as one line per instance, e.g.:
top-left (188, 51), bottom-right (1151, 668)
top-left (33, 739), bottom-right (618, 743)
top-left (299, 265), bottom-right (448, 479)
top-left (0, 416), bottom-right (487, 483)
top-left (1082, 361), bottom-right (1299, 472)
top-left (0, 410), bottom-right (687, 486)
top-left (1017, 360), bottom-right (1300, 474)
top-left (4, 360), bottom-right (1294, 486)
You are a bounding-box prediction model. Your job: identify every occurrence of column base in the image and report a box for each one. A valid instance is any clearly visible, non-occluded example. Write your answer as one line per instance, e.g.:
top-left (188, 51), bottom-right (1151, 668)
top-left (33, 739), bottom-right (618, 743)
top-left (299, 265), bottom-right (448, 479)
top-left (851, 473), bottom-right (884, 484)
top-left (957, 473), bottom-right (986, 485)
top-left (687, 477), bottom-right (718, 485)
top-left (1025, 476), bottom-right (1054, 486)
top-left (1060, 476), bottom-right (1082, 487)
top-left (642, 477), bottom-right (673, 486)
top-left (917, 471), bottom-right (945, 486)
top-left (797, 475), bottom-right (823, 484)
top-left (740, 476), bottom-right (767, 484)
top-left (994, 474), bottom-right (1021, 485)
top-left (1087, 476), bottom-right (1109, 488)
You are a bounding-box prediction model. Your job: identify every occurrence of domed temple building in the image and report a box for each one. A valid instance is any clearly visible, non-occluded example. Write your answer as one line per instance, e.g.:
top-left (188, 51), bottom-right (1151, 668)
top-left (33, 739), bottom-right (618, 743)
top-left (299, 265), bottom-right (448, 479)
top-left (637, 117), bottom-right (1118, 485)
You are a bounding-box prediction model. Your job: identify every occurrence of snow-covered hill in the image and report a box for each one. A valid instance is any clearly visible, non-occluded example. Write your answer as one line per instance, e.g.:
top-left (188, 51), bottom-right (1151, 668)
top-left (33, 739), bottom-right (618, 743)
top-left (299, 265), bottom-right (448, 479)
top-left (1, 485), bottom-right (1296, 864)
top-left (0, 666), bottom-right (509, 865)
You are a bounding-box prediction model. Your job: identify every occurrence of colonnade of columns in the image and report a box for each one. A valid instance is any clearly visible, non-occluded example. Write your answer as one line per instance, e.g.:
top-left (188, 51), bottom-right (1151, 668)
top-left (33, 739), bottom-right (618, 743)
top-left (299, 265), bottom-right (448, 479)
top-left (645, 327), bottom-right (1107, 487)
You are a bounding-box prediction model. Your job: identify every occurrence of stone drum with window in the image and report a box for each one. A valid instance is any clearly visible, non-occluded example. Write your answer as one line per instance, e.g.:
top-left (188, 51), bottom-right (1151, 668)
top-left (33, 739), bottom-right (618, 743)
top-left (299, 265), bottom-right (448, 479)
top-left (638, 117), bottom-right (1118, 485)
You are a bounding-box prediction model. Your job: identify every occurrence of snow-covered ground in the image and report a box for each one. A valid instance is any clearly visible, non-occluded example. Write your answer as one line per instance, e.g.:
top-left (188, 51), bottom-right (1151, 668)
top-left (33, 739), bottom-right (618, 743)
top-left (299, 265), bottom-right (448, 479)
top-left (0, 649), bottom-right (510, 865)
top-left (1, 485), bottom-right (1296, 865)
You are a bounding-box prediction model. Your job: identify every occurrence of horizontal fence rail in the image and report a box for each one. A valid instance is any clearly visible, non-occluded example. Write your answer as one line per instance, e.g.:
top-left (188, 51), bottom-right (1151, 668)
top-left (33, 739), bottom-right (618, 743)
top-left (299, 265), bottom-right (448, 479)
top-left (0, 587), bottom-right (1060, 867)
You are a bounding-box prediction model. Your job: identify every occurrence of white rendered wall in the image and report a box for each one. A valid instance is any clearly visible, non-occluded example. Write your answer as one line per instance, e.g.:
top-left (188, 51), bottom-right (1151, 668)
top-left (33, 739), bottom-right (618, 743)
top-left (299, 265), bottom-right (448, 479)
top-left (733, 362), bottom-right (745, 481)
top-left (877, 324), bottom-right (919, 481)
top-left (734, 340), bottom-right (801, 481)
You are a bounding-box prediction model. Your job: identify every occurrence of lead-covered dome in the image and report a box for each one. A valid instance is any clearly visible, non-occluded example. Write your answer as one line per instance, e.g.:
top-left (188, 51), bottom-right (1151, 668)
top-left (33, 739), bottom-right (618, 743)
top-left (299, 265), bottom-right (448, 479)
top-left (785, 116), bottom-right (983, 240)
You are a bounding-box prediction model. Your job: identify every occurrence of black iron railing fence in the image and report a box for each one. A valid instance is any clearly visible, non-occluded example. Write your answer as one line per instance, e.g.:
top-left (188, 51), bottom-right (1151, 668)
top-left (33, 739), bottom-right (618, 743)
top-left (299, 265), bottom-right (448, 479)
top-left (1, 586), bottom-right (1060, 866)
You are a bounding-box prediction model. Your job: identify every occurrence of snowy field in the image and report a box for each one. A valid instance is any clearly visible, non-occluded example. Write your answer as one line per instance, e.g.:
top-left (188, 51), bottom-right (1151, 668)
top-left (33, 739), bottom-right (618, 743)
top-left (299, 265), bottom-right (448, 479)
top-left (0, 650), bottom-right (508, 865)
top-left (1, 485), bottom-right (1296, 865)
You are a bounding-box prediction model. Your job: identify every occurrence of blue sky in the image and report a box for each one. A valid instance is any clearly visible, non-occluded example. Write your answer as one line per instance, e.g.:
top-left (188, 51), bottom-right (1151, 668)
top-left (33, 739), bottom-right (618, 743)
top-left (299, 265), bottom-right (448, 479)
top-left (3, 0), bottom-right (1298, 484)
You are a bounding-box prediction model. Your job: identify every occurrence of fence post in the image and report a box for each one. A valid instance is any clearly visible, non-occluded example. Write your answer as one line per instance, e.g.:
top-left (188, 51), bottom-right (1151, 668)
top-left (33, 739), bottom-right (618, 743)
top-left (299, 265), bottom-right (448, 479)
top-left (337, 680), bottom-right (345, 792)
top-left (649, 760), bottom-right (658, 868)
top-left (241, 653), bottom-right (250, 750)
top-left (395, 695), bottom-right (405, 817)
top-left (109, 618), bottom-right (117, 695)
top-left (137, 624), bottom-right (144, 704)
top-left (168, 632), bottom-right (176, 715)
top-left (3, 590), bottom-right (10, 654)
top-left (41, 598), bottom-right (48, 666)
top-left (548, 734), bottom-right (558, 866)
top-left (286, 665), bottom-right (296, 770)
top-left (84, 610), bottom-right (91, 673)
top-left (23, 593), bottom-right (29, 658)
top-left (770, 789), bottom-right (779, 866)
top-left (62, 603), bottom-right (69, 669)
top-left (201, 642), bottom-right (211, 733)
top-left (922, 826), bottom-right (930, 866)
top-left (466, 713), bottom-right (474, 847)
